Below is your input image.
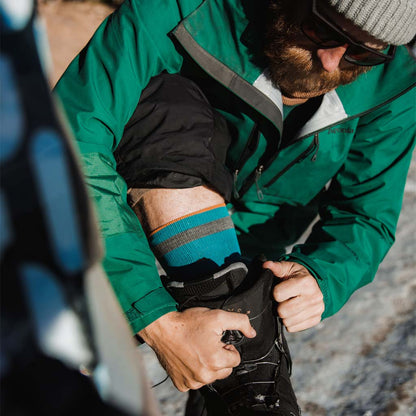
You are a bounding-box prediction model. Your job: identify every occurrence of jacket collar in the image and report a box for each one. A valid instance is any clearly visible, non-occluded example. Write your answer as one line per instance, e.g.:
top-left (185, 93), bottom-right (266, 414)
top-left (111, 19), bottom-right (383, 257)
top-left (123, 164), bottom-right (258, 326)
top-left (173, 0), bottom-right (283, 134)
top-left (174, 0), bottom-right (415, 135)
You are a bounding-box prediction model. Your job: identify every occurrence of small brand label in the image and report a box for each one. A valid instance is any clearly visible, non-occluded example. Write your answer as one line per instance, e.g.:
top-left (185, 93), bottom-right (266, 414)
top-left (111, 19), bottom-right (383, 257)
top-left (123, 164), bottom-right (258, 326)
top-left (328, 127), bottom-right (355, 134)
top-left (225, 308), bottom-right (251, 315)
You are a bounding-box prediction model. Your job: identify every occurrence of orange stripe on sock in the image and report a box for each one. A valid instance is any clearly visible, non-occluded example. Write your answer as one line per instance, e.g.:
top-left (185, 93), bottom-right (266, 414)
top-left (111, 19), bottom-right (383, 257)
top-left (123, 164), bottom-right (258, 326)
top-left (149, 203), bottom-right (226, 237)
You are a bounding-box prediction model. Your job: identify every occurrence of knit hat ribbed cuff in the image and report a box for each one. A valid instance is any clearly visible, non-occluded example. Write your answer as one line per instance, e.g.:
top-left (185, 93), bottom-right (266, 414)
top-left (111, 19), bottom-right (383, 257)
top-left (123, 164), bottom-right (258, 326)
top-left (327, 0), bottom-right (416, 45)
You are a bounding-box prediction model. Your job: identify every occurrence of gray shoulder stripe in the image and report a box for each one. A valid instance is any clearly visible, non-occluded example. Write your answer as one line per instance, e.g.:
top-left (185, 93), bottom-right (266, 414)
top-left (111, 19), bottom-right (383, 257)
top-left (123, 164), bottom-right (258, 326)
top-left (173, 24), bottom-right (283, 133)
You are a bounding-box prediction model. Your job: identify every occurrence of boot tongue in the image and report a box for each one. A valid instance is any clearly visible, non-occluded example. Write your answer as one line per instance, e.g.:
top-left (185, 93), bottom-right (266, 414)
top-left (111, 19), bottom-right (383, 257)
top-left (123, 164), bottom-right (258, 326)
top-left (221, 269), bottom-right (275, 318)
top-left (164, 263), bottom-right (248, 308)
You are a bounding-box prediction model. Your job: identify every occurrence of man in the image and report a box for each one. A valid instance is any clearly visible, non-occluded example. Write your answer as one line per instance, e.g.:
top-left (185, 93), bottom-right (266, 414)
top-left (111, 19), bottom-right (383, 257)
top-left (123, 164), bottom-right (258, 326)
top-left (55, 0), bottom-right (416, 413)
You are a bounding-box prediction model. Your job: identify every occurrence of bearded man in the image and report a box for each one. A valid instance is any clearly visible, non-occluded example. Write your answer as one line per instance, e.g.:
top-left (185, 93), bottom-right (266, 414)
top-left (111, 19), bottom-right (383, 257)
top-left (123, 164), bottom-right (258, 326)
top-left (55, 0), bottom-right (416, 415)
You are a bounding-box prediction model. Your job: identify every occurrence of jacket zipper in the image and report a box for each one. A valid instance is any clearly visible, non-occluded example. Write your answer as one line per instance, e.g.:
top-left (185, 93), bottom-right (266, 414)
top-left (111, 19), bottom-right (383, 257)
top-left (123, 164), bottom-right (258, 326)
top-left (232, 124), bottom-right (260, 199)
top-left (264, 133), bottom-right (320, 188)
top-left (254, 165), bottom-right (264, 200)
top-left (237, 130), bottom-right (281, 200)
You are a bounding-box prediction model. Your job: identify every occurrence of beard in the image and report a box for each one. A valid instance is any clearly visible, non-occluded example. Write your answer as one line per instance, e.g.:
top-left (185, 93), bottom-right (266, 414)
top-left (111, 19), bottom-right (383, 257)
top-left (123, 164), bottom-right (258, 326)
top-left (263, 1), bottom-right (370, 98)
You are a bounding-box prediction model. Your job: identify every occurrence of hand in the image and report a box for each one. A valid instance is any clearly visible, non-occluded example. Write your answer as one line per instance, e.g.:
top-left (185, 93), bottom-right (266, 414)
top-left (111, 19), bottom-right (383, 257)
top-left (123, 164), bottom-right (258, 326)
top-left (263, 261), bottom-right (324, 332)
top-left (138, 308), bottom-right (256, 391)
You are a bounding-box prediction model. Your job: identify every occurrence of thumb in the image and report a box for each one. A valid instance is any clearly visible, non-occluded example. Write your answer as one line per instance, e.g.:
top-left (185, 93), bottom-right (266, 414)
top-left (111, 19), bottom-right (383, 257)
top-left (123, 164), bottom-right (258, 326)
top-left (219, 310), bottom-right (256, 338)
top-left (263, 260), bottom-right (293, 279)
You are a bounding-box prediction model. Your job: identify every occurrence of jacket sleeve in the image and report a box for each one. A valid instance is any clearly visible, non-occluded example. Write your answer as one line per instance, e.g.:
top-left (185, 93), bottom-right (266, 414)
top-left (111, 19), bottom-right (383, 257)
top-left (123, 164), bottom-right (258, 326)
top-left (284, 87), bottom-right (416, 319)
top-left (54, 0), bottom-right (184, 333)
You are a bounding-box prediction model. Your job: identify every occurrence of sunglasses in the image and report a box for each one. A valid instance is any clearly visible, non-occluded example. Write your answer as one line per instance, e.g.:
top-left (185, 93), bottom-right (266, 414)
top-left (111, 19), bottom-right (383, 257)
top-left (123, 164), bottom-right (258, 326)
top-left (301, 0), bottom-right (396, 66)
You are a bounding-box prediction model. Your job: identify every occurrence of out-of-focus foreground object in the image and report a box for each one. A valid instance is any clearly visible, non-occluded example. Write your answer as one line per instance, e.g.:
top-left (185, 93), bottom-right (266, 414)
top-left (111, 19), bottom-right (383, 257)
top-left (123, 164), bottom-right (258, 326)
top-left (0, 1), bottom-right (159, 414)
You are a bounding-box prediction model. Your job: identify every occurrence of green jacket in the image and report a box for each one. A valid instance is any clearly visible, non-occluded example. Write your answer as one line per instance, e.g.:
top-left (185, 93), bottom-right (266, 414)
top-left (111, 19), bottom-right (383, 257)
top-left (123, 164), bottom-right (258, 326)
top-left (55, 0), bottom-right (416, 334)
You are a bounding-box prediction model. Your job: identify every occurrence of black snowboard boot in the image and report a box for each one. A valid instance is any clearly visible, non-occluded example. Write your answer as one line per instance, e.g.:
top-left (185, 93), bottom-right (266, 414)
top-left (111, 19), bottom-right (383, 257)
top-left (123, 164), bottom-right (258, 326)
top-left (162, 260), bottom-right (301, 416)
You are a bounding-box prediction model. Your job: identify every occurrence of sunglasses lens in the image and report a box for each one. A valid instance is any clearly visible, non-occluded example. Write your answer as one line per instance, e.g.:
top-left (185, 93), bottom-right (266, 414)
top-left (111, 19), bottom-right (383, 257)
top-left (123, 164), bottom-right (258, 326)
top-left (346, 45), bottom-right (387, 65)
top-left (302, 19), bottom-right (344, 48)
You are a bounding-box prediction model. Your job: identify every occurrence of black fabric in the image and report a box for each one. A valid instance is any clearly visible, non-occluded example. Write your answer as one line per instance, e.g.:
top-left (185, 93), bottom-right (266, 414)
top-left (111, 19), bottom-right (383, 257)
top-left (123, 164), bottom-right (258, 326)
top-left (115, 73), bottom-right (234, 201)
top-left (161, 263), bottom-right (247, 301)
top-left (1, 354), bottom-right (127, 416)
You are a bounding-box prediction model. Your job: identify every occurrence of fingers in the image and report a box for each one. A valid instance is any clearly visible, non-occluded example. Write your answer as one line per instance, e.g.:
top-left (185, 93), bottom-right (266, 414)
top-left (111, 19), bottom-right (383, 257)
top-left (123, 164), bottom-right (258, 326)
top-left (175, 361), bottom-right (234, 391)
top-left (213, 343), bottom-right (241, 369)
top-left (264, 261), bottom-right (325, 332)
top-left (263, 260), bottom-right (296, 278)
top-left (214, 367), bottom-right (234, 381)
top-left (199, 349), bottom-right (238, 383)
top-left (177, 380), bottom-right (203, 392)
top-left (216, 309), bottom-right (256, 338)
top-left (277, 292), bottom-right (324, 317)
top-left (143, 308), bottom-right (248, 393)
top-left (179, 367), bottom-right (234, 391)
top-left (273, 269), bottom-right (321, 303)
top-left (277, 297), bottom-right (324, 332)
top-left (284, 316), bottom-right (323, 333)
top-left (174, 309), bottom-right (247, 389)
top-left (273, 277), bottom-right (305, 302)
top-left (177, 354), bottom-right (236, 391)
top-left (172, 352), bottom-right (236, 392)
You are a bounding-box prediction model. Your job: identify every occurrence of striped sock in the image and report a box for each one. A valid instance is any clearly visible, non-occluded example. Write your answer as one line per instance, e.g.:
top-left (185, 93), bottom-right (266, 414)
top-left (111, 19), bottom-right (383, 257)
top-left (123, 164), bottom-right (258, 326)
top-left (149, 204), bottom-right (241, 281)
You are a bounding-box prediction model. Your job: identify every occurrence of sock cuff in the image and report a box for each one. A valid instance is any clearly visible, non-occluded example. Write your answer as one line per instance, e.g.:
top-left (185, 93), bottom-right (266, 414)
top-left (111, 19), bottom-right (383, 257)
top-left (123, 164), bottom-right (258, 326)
top-left (149, 203), bottom-right (226, 236)
top-left (147, 203), bottom-right (240, 280)
top-left (149, 203), bottom-right (228, 241)
top-left (152, 217), bottom-right (236, 258)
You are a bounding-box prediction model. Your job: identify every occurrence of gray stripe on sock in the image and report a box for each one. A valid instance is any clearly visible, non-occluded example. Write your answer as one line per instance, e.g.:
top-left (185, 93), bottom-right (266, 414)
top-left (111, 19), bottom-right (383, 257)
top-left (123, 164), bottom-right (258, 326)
top-left (152, 216), bottom-right (235, 258)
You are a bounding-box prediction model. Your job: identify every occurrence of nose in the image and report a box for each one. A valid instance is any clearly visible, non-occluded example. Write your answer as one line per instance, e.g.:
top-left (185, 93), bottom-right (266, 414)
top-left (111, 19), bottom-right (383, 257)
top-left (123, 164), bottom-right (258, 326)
top-left (316, 44), bottom-right (348, 72)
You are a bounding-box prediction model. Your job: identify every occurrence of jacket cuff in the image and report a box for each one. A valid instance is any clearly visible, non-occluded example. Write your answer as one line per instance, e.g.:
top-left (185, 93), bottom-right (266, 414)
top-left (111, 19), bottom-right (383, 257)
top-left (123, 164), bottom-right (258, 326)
top-left (126, 287), bottom-right (178, 334)
top-left (278, 252), bottom-right (331, 319)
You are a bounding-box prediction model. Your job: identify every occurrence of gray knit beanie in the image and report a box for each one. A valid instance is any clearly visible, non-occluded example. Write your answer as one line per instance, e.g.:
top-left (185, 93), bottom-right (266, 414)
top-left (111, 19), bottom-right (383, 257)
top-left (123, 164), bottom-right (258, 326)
top-left (327, 0), bottom-right (416, 45)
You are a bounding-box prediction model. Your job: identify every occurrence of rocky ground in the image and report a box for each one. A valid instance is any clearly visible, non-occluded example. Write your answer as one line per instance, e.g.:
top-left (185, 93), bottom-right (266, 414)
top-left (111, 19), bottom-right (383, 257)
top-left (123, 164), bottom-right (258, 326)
top-left (39, 2), bottom-right (416, 415)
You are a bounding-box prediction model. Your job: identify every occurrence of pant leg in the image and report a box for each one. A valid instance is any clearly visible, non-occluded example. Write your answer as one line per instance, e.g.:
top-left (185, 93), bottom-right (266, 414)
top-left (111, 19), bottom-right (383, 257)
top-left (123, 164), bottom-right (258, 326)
top-left (115, 73), bottom-right (234, 201)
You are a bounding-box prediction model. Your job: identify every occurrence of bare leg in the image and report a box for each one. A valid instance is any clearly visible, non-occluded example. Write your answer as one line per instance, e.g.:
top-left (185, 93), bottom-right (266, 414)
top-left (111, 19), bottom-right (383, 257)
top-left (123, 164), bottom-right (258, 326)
top-left (130, 185), bottom-right (223, 233)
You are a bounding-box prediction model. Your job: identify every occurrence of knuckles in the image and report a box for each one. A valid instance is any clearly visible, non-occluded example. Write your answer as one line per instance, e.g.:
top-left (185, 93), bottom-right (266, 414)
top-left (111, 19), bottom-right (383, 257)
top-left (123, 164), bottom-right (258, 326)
top-left (187, 381), bottom-right (204, 391)
top-left (273, 286), bottom-right (283, 302)
top-left (194, 368), bottom-right (218, 386)
top-left (301, 274), bottom-right (319, 292)
top-left (211, 350), bottom-right (240, 371)
top-left (276, 303), bottom-right (289, 319)
top-left (216, 368), bottom-right (233, 380)
top-left (209, 308), bottom-right (226, 324)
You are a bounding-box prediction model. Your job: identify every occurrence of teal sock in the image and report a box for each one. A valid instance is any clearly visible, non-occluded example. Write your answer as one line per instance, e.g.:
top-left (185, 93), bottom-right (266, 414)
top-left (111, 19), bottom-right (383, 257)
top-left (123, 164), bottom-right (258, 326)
top-left (149, 204), bottom-right (241, 281)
